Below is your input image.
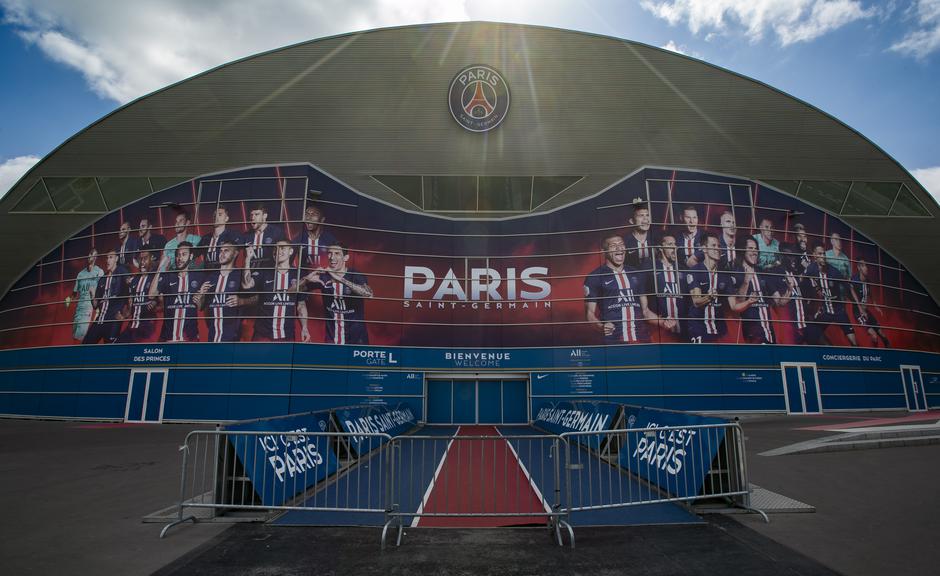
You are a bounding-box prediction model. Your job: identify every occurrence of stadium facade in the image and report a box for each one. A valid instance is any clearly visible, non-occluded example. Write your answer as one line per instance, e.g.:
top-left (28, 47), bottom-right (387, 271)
top-left (0, 22), bottom-right (937, 423)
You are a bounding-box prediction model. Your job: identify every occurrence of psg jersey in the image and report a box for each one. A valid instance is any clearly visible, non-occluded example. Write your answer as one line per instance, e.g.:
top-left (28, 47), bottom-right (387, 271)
top-left (805, 262), bottom-right (844, 315)
top-left (317, 270), bottom-right (370, 345)
top-left (158, 269), bottom-right (202, 342)
top-left (298, 229), bottom-right (338, 270)
top-left (678, 230), bottom-right (704, 268)
top-left (206, 269), bottom-right (245, 342)
top-left (583, 264), bottom-right (649, 343)
top-left (736, 267), bottom-right (775, 343)
top-left (127, 272), bottom-right (156, 329)
top-left (684, 263), bottom-right (732, 337)
top-left (252, 269), bottom-right (299, 341)
top-left (653, 261), bottom-right (683, 324)
top-left (93, 272), bottom-right (128, 324)
top-left (247, 225), bottom-right (286, 269)
top-left (198, 229), bottom-right (243, 269)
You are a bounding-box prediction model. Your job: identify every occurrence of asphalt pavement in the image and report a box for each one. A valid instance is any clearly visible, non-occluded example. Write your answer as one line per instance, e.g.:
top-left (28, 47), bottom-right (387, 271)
top-left (1, 411), bottom-right (937, 575)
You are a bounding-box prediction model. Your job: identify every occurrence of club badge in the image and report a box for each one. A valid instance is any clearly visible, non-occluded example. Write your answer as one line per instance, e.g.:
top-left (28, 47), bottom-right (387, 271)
top-left (448, 65), bottom-right (510, 132)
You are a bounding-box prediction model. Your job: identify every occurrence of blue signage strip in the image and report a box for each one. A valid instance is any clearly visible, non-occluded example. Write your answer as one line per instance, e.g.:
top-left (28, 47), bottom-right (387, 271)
top-left (619, 406), bottom-right (728, 499)
top-left (224, 411), bottom-right (338, 507)
top-left (534, 400), bottom-right (620, 449)
top-left (335, 402), bottom-right (418, 456)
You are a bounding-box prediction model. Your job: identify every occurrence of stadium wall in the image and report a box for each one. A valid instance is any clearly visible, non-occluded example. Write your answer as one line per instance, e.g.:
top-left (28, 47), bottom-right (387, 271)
top-left (0, 164), bottom-right (937, 421)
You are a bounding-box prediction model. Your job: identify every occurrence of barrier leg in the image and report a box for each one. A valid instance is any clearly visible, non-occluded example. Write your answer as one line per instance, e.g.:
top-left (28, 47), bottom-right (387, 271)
top-left (160, 515), bottom-right (198, 539)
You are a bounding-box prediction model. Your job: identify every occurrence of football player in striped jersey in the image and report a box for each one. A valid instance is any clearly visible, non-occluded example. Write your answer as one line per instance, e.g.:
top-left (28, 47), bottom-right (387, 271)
top-left (149, 241), bottom-right (202, 342)
top-left (244, 240), bottom-right (300, 342)
top-left (301, 242), bottom-right (372, 345)
top-left (653, 234), bottom-right (682, 337)
top-left (194, 240), bottom-right (254, 342)
top-left (684, 232), bottom-right (735, 343)
top-left (805, 244), bottom-right (857, 346)
top-left (731, 237), bottom-right (790, 344)
top-left (117, 249), bottom-right (159, 343)
top-left (584, 235), bottom-right (668, 343)
top-left (82, 250), bottom-right (128, 344)
top-left (850, 259), bottom-right (890, 347)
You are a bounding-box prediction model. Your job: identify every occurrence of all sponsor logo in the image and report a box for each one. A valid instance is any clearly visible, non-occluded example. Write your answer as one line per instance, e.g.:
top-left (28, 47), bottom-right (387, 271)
top-left (448, 65), bottom-right (510, 132)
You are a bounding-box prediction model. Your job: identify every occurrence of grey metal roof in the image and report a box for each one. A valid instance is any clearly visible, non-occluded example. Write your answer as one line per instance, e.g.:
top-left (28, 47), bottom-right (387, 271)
top-left (2, 21), bottom-right (937, 298)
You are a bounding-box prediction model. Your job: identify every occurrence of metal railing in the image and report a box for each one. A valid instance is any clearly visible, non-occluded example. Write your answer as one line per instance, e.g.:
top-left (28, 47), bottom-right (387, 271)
top-left (160, 429), bottom-right (393, 538)
top-left (382, 433), bottom-right (572, 547)
top-left (560, 422), bottom-right (753, 515)
top-left (161, 423), bottom-right (761, 546)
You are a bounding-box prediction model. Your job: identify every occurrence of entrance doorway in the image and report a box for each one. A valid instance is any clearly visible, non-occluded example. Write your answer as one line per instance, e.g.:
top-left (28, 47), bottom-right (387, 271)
top-left (900, 365), bottom-right (929, 412)
top-left (426, 375), bottom-right (528, 424)
top-left (780, 362), bottom-right (822, 414)
top-left (125, 368), bottom-right (168, 423)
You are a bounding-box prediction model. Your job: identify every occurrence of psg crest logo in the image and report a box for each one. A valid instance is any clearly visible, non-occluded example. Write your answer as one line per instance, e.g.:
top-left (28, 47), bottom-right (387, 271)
top-left (448, 65), bottom-right (510, 132)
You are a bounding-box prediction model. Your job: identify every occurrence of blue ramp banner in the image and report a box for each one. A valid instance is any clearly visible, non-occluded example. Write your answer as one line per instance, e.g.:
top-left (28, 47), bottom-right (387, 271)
top-left (224, 411), bottom-right (338, 507)
top-left (535, 400), bottom-right (620, 448)
top-left (336, 403), bottom-right (418, 456)
top-left (619, 406), bottom-right (729, 499)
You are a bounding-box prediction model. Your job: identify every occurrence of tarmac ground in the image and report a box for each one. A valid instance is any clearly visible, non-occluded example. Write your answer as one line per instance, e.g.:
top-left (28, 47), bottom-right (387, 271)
top-left (1, 411), bottom-right (938, 575)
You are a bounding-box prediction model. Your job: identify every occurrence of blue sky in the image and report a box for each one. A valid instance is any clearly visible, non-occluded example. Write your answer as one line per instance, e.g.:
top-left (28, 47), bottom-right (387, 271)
top-left (1, 0), bottom-right (938, 197)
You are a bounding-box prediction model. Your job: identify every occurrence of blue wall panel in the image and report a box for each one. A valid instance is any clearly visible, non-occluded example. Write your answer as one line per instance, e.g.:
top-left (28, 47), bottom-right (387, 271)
top-left (817, 370), bottom-right (871, 395)
top-left (76, 394), bottom-right (126, 419)
top-left (661, 369), bottom-right (724, 395)
top-left (163, 394), bottom-right (229, 421)
top-left (170, 369), bottom-right (229, 394)
top-left (39, 394), bottom-right (77, 417)
top-left (228, 395), bottom-right (289, 421)
top-left (80, 369), bottom-right (128, 393)
top-left (230, 368), bottom-right (291, 395)
top-left (722, 395), bottom-right (785, 412)
top-left (606, 370), bottom-right (664, 396)
top-left (661, 396), bottom-right (726, 412)
top-left (0, 392), bottom-right (40, 414)
top-left (865, 371), bottom-right (905, 395)
top-left (0, 343), bottom-right (939, 421)
top-left (291, 370), bottom-right (348, 394)
top-left (821, 394), bottom-right (906, 411)
top-left (41, 369), bottom-right (80, 392)
top-left (288, 395), bottom-right (348, 415)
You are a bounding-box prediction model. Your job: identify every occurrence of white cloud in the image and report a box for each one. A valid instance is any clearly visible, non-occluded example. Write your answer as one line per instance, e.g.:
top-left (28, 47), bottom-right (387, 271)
top-left (640, 0), bottom-right (875, 45)
top-left (0, 155), bottom-right (41, 200)
top-left (0, 0), bottom-right (471, 103)
top-left (661, 40), bottom-right (703, 58)
top-left (889, 0), bottom-right (940, 59)
top-left (912, 166), bottom-right (940, 202)
top-left (662, 40), bottom-right (687, 53)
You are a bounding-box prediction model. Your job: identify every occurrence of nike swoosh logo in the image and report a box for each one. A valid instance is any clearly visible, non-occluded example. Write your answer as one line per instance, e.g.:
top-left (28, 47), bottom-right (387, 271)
top-left (604, 280), bottom-right (614, 285)
top-left (536, 374), bottom-right (550, 379)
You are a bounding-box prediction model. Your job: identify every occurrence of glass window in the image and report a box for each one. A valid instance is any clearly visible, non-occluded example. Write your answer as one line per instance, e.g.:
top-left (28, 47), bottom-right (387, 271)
top-left (762, 180), bottom-right (801, 197)
top-left (372, 175), bottom-right (423, 208)
top-left (891, 184), bottom-right (931, 217)
top-left (478, 177), bottom-right (531, 211)
top-left (531, 176), bottom-right (580, 209)
top-left (423, 176), bottom-right (477, 211)
top-left (44, 177), bottom-right (107, 212)
top-left (796, 181), bottom-right (850, 214)
top-left (841, 182), bottom-right (900, 215)
top-left (95, 177), bottom-right (151, 211)
top-left (11, 180), bottom-right (55, 212)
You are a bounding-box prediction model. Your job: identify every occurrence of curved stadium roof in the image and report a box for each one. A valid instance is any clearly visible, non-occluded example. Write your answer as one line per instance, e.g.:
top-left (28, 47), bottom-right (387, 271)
top-left (2, 21), bottom-right (937, 299)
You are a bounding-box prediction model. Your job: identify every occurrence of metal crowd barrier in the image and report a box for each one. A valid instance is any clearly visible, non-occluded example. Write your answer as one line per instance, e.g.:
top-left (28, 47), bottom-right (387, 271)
top-left (382, 433), bottom-right (572, 547)
top-left (161, 423), bottom-right (761, 547)
top-left (560, 422), bottom-right (754, 517)
top-left (160, 429), bottom-right (393, 538)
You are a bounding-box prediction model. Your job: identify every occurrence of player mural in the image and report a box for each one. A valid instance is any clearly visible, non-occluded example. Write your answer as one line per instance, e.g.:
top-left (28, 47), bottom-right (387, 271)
top-left (1, 164), bottom-right (938, 353)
